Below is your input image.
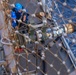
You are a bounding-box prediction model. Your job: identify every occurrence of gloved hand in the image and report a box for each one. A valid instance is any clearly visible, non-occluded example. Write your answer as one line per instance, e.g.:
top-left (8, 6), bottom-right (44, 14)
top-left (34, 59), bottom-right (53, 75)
top-left (12, 20), bottom-right (17, 28)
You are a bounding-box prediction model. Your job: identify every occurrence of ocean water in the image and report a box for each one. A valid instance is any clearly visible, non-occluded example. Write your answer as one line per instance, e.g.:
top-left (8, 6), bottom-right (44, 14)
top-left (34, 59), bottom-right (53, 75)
top-left (46, 0), bottom-right (76, 56)
top-left (52, 0), bottom-right (76, 24)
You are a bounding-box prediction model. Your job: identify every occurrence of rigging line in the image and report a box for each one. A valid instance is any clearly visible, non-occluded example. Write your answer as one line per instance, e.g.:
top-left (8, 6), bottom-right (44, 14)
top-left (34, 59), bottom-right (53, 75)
top-left (53, 0), bottom-right (66, 25)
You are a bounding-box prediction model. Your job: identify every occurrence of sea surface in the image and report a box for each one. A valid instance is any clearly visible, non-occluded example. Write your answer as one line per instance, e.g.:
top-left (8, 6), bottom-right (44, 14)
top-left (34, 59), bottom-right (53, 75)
top-left (46, 0), bottom-right (76, 55)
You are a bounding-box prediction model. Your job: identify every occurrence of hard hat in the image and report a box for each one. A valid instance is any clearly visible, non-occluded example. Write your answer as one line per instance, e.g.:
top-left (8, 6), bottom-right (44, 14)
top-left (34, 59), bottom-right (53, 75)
top-left (11, 11), bottom-right (16, 19)
top-left (15, 3), bottom-right (22, 11)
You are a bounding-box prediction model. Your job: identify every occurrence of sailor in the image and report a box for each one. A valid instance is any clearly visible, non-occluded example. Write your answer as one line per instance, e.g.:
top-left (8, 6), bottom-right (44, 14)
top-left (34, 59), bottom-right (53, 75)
top-left (11, 3), bottom-right (29, 30)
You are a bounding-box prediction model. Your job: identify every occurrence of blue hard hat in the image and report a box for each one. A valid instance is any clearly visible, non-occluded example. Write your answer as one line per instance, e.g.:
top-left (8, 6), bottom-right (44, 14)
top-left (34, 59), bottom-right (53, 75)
top-left (11, 11), bottom-right (16, 19)
top-left (15, 3), bottom-right (22, 11)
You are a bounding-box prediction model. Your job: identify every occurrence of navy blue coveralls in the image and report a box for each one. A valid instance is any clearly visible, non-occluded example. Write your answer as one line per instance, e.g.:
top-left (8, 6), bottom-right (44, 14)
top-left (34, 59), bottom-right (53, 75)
top-left (11, 7), bottom-right (29, 28)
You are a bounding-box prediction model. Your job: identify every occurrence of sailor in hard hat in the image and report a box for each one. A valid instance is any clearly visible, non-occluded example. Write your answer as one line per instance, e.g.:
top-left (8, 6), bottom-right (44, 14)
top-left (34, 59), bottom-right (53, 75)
top-left (11, 3), bottom-right (29, 29)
